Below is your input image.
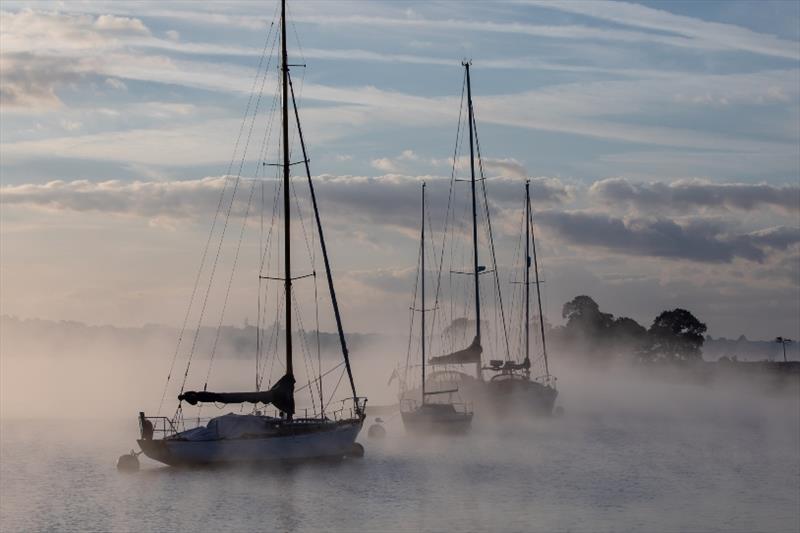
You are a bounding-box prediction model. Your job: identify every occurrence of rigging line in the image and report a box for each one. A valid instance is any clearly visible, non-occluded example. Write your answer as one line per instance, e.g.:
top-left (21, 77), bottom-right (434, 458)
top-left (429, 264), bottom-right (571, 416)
top-left (472, 111), bottom-right (512, 363)
top-left (430, 70), bottom-right (465, 354)
top-left (288, 3), bottom-right (306, 66)
top-left (257, 170), bottom-right (282, 386)
top-left (291, 289), bottom-right (319, 415)
top-left (182, 14), bottom-right (277, 384)
top-left (402, 307), bottom-right (415, 389)
top-left (291, 177), bottom-right (315, 264)
top-left (259, 225), bottom-right (285, 392)
top-left (296, 360), bottom-right (343, 393)
top-left (258, 168), bottom-right (282, 273)
top-left (423, 197), bottom-right (438, 371)
top-left (204, 176), bottom-right (259, 388)
top-left (234, 29), bottom-right (280, 387)
top-left (176, 22), bottom-right (278, 399)
top-left (324, 366), bottom-right (347, 412)
top-left (287, 70), bottom-right (358, 404)
top-left (260, 286), bottom-right (286, 390)
top-left (403, 219), bottom-right (422, 390)
top-left (506, 205), bottom-right (523, 358)
top-left (158, 15), bottom-right (277, 416)
top-left (310, 185), bottom-right (322, 414)
top-left (510, 206), bottom-right (525, 361)
top-left (314, 270), bottom-right (323, 414)
top-left (529, 199), bottom-right (550, 376)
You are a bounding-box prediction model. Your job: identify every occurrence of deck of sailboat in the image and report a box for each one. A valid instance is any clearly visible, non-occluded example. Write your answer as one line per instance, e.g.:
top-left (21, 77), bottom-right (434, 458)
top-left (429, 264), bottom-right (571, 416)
top-left (400, 402), bottom-right (473, 435)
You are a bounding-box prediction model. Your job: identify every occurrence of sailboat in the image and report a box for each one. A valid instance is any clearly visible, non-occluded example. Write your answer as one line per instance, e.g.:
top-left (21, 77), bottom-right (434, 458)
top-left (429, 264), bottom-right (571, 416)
top-left (135, 0), bottom-right (366, 465)
top-left (483, 180), bottom-right (557, 415)
top-left (426, 63), bottom-right (557, 416)
top-left (400, 183), bottom-right (473, 434)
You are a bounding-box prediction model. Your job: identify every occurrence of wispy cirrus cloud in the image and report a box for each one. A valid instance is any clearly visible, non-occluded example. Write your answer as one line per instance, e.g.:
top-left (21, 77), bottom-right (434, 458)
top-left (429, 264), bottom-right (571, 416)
top-left (522, 0), bottom-right (800, 60)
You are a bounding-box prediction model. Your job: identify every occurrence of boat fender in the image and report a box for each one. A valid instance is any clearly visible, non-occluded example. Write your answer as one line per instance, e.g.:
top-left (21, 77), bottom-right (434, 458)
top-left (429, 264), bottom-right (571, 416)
top-left (117, 450), bottom-right (141, 472)
top-left (346, 442), bottom-right (365, 458)
top-left (367, 423), bottom-right (386, 439)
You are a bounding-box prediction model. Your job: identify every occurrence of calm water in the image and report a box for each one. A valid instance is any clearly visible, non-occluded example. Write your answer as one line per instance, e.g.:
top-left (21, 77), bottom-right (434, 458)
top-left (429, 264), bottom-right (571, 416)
top-left (2, 381), bottom-right (798, 532)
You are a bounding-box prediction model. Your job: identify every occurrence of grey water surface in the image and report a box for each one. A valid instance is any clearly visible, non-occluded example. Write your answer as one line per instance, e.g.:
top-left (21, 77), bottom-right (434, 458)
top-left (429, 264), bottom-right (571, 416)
top-left (2, 381), bottom-right (798, 533)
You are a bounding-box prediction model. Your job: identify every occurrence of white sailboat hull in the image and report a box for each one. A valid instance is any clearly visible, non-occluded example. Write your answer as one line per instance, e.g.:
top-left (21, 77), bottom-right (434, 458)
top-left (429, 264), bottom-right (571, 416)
top-left (139, 420), bottom-right (363, 466)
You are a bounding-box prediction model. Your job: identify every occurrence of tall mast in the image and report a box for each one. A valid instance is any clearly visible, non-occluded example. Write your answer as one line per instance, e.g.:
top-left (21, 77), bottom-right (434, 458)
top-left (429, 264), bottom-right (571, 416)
top-left (287, 73), bottom-right (360, 406)
top-left (420, 182), bottom-right (427, 403)
top-left (529, 181), bottom-right (550, 378)
top-left (281, 0), bottom-right (293, 383)
top-left (524, 181), bottom-right (530, 369)
top-left (464, 61), bottom-right (482, 381)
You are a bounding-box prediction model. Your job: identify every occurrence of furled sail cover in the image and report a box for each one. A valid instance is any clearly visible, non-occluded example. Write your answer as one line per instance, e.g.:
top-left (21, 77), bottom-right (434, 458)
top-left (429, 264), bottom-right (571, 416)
top-left (429, 336), bottom-right (482, 366)
top-left (178, 373), bottom-right (296, 415)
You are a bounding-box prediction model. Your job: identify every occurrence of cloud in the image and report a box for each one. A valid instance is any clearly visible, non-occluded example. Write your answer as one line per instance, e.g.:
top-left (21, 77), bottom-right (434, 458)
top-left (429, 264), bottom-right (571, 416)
top-left (370, 158), bottom-right (399, 173)
top-left (0, 177), bottom-right (229, 220)
top-left (537, 210), bottom-right (800, 264)
top-left (93, 14), bottom-right (149, 33)
top-left (0, 54), bottom-right (83, 109)
top-left (0, 174), bottom-right (575, 232)
top-left (523, 0), bottom-right (800, 60)
top-left (104, 77), bottom-right (127, 91)
top-left (590, 178), bottom-right (800, 215)
top-left (481, 158), bottom-right (528, 179)
top-left (3, 8), bottom-right (796, 161)
top-left (0, 10), bottom-right (150, 54)
top-left (0, 10), bottom-right (150, 109)
top-left (290, 12), bottom-right (795, 59)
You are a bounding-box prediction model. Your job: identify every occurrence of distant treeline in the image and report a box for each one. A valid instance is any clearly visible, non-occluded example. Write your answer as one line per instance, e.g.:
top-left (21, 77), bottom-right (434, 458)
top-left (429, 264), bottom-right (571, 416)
top-left (548, 295), bottom-right (798, 364)
top-left (0, 316), bottom-right (381, 360)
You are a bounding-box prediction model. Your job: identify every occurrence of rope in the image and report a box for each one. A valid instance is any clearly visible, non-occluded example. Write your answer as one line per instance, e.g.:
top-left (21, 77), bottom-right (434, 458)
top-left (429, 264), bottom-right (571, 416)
top-left (472, 108), bottom-right (512, 362)
top-left (171, 15), bottom-right (277, 408)
top-left (429, 71), bottom-right (466, 360)
top-left (204, 176), bottom-right (258, 387)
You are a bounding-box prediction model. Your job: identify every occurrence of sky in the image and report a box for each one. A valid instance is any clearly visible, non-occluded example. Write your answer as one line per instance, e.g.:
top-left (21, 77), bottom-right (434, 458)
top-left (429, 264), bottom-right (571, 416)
top-left (1, 0), bottom-right (799, 341)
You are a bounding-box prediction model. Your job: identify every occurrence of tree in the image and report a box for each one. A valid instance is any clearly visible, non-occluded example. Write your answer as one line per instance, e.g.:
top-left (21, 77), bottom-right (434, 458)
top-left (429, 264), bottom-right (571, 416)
top-left (647, 308), bottom-right (707, 361)
top-left (612, 316), bottom-right (651, 356)
top-left (562, 295), bottom-right (614, 336)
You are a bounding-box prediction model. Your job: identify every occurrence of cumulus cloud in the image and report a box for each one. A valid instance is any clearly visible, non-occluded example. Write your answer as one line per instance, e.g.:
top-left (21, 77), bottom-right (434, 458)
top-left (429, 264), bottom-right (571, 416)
top-left (0, 10), bottom-right (151, 109)
top-left (537, 210), bottom-right (800, 264)
top-left (0, 54), bottom-right (85, 109)
top-left (370, 158), bottom-right (399, 173)
top-left (0, 10), bottom-right (149, 56)
top-left (590, 178), bottom-right (800, 215)
top-left (0, 177), bottom-right (229, 219)
top-left (481, 158), bottom-right (528, 179)
top-left (0, 174), bottom-right (575, 233)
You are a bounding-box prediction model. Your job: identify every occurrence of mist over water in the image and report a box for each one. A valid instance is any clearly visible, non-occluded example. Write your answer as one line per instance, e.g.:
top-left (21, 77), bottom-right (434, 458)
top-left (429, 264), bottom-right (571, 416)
top-left (2, 338), bottom-right (798, 532)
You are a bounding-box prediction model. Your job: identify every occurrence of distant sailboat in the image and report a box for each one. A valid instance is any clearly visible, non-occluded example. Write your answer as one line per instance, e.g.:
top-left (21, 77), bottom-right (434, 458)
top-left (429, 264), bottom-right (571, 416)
top-left (483, 180), bottom-right (557, 415)
top-left (136, 0), bottom-right (366, 465)
top-left (400, 183), bottom-right (473, 434)
top-left (426, 63), bottom-right (557, 416)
